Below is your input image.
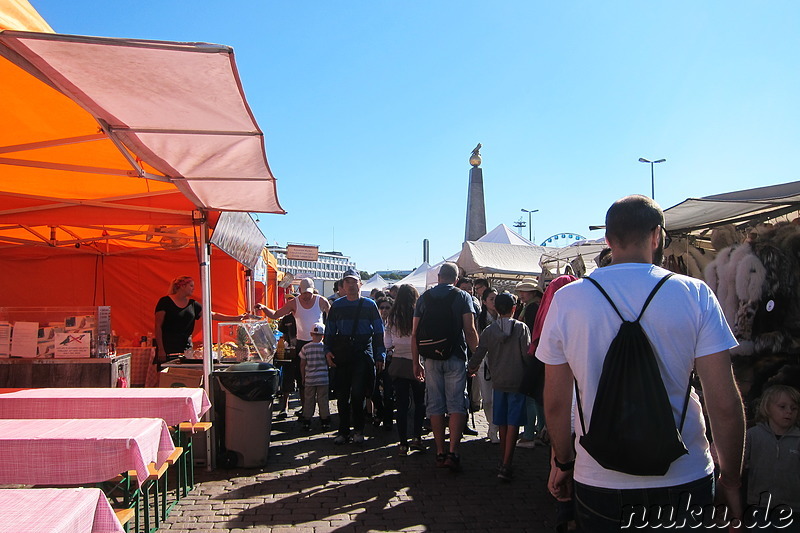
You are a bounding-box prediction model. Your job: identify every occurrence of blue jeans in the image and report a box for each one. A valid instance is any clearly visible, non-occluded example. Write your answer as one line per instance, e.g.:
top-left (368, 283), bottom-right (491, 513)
top-left (521, 396), bottom-right (544, 440)
top-left (575, 474), bottom-right (714, 532)
top-left (423, 356), bottom-right (467, 416)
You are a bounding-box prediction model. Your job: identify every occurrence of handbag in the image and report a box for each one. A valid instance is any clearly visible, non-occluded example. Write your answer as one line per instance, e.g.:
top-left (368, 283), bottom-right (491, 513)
top-left (387, 356), bottom-right (415, 380)
top-left (331, 298), bottom-right (364, 365)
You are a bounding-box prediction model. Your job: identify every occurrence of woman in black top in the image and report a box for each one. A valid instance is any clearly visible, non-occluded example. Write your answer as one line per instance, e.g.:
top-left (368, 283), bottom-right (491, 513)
top-left (154, 275), bottom-right (247, 365)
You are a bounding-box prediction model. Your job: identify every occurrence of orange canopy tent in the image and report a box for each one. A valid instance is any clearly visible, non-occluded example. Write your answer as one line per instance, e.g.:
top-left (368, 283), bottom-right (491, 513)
top-left (0, 6), bottom-right (285, 350)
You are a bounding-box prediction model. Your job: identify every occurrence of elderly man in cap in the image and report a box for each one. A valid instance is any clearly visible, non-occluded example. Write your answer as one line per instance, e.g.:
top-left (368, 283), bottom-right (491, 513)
top-left (257, 277), bottom-right (331, 419)
top-left (325, 268), bottom-right (386, 444)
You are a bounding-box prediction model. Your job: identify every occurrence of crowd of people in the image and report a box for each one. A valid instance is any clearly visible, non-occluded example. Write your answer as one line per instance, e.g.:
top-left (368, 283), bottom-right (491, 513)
top-left (236, 194), bottom-right (799, 532)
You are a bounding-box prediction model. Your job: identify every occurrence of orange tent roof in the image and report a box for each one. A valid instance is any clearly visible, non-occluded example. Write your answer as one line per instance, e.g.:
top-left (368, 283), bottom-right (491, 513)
top-left (0, 30), bottom-right (285, 235)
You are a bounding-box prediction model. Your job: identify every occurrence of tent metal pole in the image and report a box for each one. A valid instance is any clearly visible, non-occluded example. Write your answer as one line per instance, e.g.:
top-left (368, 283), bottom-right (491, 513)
top-left (199, 214), bottom-right (215, 470)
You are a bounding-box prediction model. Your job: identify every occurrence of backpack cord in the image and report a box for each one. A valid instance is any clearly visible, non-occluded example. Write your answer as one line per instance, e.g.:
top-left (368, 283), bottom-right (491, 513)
top-left (573, 274), bottom-right (692, 436)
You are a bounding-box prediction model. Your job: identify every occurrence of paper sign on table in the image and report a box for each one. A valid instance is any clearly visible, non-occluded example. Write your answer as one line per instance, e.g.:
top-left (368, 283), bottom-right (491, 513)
top-left (54, 332), bottom-right (92, 358)
top-left (10, 322), bottom-right (38, 358)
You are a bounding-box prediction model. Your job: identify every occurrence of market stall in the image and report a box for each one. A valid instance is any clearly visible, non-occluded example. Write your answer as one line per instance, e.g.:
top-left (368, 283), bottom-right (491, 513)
top-left (0, 26), bottom-right (286, 398)
top-left (662, 181), bottom-right (800, 416)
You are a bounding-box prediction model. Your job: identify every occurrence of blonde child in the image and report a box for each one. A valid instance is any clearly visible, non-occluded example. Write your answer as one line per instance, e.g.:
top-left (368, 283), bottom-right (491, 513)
top-left (744, 384), bottom-right (800, 530)
top-left (298, 323), bottom-right (331, 430)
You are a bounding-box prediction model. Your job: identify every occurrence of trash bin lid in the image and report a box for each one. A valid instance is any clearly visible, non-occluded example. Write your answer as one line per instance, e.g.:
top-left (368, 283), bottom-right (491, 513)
top-left (224, 361), bottom-right (276, 372)
top-left (212, 362), bottom-right (279, 401)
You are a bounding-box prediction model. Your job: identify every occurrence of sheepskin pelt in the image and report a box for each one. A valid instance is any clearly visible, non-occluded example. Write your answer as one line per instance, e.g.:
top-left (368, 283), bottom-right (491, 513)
top-left (664, 237), bottom-right (714, 280)
top-left (710, 224), bottom-right (740, 252)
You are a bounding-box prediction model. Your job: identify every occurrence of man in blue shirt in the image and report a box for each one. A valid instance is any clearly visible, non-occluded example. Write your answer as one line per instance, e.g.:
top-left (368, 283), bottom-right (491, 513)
top-left (325, 268), bottom-right (386, 444)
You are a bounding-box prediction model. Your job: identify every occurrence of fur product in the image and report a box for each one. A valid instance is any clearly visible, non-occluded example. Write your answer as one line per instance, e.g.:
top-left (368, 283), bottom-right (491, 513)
top-left (710, 224), bottom-right (740, 252)
top-left (710, 245), bottom-right (742, 326)
top-left (687, 244), bottom-right (713, 276)
top-left (751, 242), bottom-right (800, 355)
top-left (734, 300), bottom-right (757, 342)
top-left (735, 251), bottom-right (766, 303)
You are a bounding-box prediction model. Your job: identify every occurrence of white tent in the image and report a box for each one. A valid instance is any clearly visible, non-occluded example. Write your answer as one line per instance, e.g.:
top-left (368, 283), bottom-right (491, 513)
top-left (426, 224), bottom-right (547, 286)
top-left (479, 224), bottom-right (535, 246)
top-left (539, 237), bottom-right (607, 276)
top-left (393, 262), bottom-right (430, 295)
top-left (360, 273), bottom-right (389, 297)
top-left (457, 241), bottom-right (549, 279)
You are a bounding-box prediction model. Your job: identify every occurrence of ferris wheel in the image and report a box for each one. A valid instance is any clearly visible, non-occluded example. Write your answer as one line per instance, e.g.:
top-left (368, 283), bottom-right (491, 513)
top-left (540, 232), bottom-right (587, 247)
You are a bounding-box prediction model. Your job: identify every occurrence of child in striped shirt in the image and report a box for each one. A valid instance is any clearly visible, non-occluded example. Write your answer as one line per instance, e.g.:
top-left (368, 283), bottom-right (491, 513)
top-left (299, 323), bottom-right (331, 430)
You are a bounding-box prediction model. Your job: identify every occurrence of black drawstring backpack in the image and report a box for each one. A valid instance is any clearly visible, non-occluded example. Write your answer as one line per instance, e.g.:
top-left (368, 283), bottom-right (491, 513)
top-left (575, 274), bottom-right (693, 476)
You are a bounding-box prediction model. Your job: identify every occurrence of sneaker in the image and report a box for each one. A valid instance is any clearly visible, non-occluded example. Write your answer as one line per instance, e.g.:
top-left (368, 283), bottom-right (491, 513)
top-left (463, 426), bottom-right (479, 436)
top-left (497, 464), bottom-right (514, 482)
top-left (435, 453), bottom-right (448, 468)
top-left (444, 452), bottom-right (462, 472)
top-left (320, 419), bottom-right (331, 431)
top-left (488, 434), bottom-right (500, 444)
top-left (275, 410), bottom-right (288, 421)
top-left (350, 432), bottom-right (365, 444)
top-left (516, 438), bottom-right (536, 449)
top-left (409, 437), bottom-right (425, 452)
top-left (397, 444), bottom-right (408, 456)
top-left (302, 420), bottom-right (311, 431)
top-left (333, 434), bottom-right (348, 445)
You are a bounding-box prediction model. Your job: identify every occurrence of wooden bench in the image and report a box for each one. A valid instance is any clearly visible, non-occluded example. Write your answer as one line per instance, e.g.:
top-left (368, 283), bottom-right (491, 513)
top-left (176, 422), bottom-right (212, 496)
top-left (114, 507), bottom-right (135, 532)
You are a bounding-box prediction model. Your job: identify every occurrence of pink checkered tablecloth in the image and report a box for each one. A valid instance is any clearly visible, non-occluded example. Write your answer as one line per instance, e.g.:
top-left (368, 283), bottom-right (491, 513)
top-left (0, 387), bottom-right (210, 425)
top-left (0, 418), bottom-right (174, 487)
top-left (0, 487), bottom-right (124, 533)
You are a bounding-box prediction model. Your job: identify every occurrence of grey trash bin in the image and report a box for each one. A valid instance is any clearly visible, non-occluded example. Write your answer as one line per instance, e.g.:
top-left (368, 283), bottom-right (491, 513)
top-left (212, 362), bottom-right (280, 467)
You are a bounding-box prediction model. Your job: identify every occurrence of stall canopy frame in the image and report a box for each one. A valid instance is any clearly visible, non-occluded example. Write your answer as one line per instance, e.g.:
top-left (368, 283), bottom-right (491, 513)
top-left (664, 181), bottom-right (800, 236)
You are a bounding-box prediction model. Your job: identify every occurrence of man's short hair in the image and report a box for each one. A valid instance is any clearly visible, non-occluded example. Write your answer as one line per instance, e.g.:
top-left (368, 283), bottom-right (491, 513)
top-left (605, 195), bottom-right (664, 249)
top-left (456, 277), bottom-right (473, 288)
top-left (438, 262), bottom-right (458, 283)
top-left (495, 292), bottom-right (516, 315)
top-left (474, 278), bottom-right (490, 290)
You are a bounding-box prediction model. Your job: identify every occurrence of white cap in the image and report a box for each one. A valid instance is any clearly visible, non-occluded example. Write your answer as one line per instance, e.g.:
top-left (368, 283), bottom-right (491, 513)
top-left (311, 322), bottom-right (325, 335)
top-left (299, 278), bottom-right (315, 294)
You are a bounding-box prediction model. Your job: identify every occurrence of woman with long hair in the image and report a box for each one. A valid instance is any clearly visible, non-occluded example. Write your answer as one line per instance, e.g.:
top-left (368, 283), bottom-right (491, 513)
top-left (476, 287), bottom-right (499, 443)
top-left (384, 284), bottom-right (426, 455)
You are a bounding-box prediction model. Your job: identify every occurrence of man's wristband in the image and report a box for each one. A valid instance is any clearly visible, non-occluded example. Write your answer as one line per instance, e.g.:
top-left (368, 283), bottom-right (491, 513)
top-left (554, 457), bottom-right (575, 472)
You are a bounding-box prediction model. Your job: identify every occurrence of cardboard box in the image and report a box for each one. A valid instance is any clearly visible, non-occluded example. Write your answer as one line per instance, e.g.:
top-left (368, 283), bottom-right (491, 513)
top-left (159, 367), bottom-right (204, 388)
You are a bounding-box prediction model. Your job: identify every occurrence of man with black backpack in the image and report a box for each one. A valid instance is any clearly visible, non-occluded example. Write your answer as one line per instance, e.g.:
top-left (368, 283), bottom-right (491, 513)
top-left (537, 195), bottom-right (745, 531)
top-left (412, 262), bottom-right (479, 472)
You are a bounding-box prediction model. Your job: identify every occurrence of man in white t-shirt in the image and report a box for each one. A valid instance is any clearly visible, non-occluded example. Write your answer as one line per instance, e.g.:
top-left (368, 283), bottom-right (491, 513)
top-left (536, 195), bottom-right (745, 531)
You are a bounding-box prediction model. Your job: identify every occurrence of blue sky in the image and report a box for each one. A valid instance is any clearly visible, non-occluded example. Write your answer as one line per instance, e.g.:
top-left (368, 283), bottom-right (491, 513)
top-left (30, 1), bottom-right (800, 273)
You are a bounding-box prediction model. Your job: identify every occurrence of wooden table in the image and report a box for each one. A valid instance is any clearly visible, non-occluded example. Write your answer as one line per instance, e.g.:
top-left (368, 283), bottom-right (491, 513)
top-left (0, 418), bottom-right (175, 487)
top-left (0, 387), bottom-right (211, 425)
top-left (0, 487), bottom-right (124, 533)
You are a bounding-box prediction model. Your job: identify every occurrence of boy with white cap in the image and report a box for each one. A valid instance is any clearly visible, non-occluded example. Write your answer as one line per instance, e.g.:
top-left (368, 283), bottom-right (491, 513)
top-left (299, 322), bottom-right (331, 430)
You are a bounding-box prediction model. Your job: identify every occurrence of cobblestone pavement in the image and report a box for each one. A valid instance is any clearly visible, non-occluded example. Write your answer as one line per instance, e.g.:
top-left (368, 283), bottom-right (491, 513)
top-left (160, 399), bottom-right (557, 533)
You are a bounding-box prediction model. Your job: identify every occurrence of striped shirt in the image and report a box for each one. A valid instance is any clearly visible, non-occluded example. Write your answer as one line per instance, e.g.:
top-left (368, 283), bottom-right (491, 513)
top-left (298, 342), bottom-right (329, 386)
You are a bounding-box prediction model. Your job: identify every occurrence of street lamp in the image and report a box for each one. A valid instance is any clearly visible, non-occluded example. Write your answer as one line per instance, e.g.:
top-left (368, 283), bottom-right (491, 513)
top-left (638, 157), bottom-right (666, 199)
top-left (521, 208), bottom-right (539, 242)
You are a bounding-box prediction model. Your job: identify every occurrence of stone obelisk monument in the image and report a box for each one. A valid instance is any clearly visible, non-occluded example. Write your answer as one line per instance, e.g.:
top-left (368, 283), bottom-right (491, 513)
top-left (465, 143), bottom-right (487, 242)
